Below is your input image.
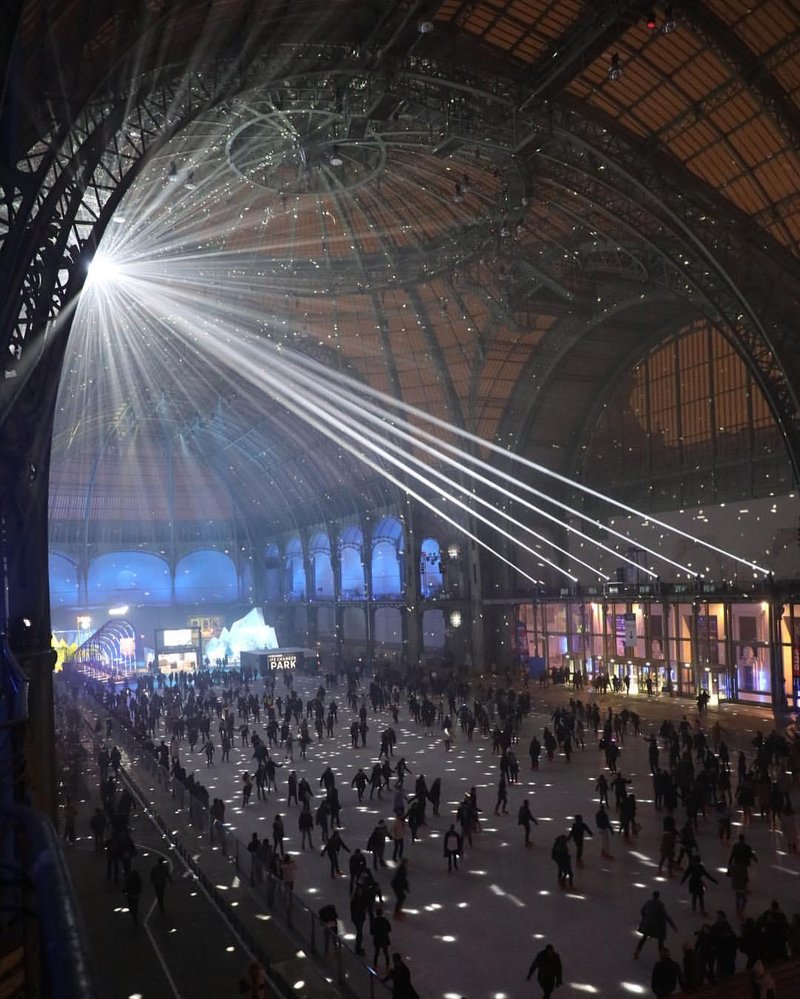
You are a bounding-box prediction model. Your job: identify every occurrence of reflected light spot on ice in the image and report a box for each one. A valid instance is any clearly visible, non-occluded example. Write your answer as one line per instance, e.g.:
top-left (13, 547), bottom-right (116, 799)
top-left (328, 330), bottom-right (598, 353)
top-left (570, 985), bottom-right (599, 994)
top-left (621, 983), bottom-right (647, 994)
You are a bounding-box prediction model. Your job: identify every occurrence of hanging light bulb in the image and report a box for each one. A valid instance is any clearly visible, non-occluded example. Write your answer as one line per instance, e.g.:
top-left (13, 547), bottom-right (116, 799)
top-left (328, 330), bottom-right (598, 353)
top-left (607, 53), bottom-right (622, 81)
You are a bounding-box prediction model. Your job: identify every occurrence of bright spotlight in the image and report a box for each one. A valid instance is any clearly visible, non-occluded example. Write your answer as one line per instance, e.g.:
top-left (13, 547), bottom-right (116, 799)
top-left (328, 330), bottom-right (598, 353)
top-left (86, 253), bottom-right (121, 287)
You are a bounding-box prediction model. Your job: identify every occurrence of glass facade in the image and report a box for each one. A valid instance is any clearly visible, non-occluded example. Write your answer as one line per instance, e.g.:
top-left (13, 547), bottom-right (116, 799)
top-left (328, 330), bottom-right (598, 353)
top-left (516, 590), bottom-right (800, 710)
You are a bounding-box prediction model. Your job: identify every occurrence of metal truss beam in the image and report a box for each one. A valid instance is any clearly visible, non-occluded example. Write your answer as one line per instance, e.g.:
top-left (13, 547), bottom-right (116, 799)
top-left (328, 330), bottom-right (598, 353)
top-left (518, 0), bottom-right (647, 113)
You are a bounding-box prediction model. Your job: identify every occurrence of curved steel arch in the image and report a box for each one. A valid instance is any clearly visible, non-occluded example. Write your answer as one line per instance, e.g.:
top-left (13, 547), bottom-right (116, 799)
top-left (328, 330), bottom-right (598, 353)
top-left (492, 115), bottom-right (800, 487)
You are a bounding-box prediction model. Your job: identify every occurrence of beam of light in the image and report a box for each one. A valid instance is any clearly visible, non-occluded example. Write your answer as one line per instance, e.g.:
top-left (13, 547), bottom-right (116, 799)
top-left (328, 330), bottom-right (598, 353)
top-left (253, 342), bottom-right (694, 579)
top-left (188, 335), bottom-right (581, 582)
top-left (241, 374), bottom-right (556, 583)
top-left (256, 349), bottom-right (610, 578)
top-left (231, 366), bottom-right (547, 587)
top-left (264, 358), bottom-right (606, 579)
top-left (274, 345), bottom-right (770, 575)
top-left (85, 252), bottom-right (123, 288)
top-left (72, 203), bottom-right (766, 583)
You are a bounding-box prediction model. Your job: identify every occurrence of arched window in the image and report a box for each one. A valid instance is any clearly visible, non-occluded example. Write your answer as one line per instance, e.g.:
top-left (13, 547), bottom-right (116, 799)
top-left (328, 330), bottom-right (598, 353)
top-left (420, 537), bottom-right (443, 596)
top-left (88, 551), bottom-right (172, 605)
top-left (264, 543), bottom-right (283, 602)
top-left (49, 552), bottom-right (80, 608)
top-left (175, 550), bottom-right (238, 604)
top-left (309, 532), bottom-right (333, 598)
top-left (285, 536), bottom-right (306, 601)
top-left (371, 516), bottom-right (403, 598)
top-left (581, 320), bottom-right (787, 507)
top-left (339, 525), bottom-right (365, 598)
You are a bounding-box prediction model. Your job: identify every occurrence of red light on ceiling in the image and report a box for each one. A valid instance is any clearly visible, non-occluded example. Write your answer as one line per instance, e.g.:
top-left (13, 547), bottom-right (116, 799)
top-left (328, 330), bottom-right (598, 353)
top-left (646, 11), bottom-right (657, 30)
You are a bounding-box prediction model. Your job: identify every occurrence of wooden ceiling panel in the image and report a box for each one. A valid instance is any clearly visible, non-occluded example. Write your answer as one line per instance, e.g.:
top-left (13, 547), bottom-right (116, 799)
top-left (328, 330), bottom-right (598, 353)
top-left (771, 53), bottom-right (800, 96)
top-left (683, 147), bottom-right (741, 190)
top-left (722, 174), bottom-right (770, 216)
top-left (669, 54), bottom-right (730, 95)
top-left (752, 151), bottom-right (800, 202)
top-left (486, 23), bottom-right (526, 50)
top-left (709, 0), bottom-right (797, 53)
top-left (667, 120), bottom-right (722, 164)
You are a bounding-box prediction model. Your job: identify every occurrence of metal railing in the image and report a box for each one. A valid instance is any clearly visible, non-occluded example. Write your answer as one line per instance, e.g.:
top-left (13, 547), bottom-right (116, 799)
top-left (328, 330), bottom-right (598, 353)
top-left (71, 678), bottom-right (390, 999)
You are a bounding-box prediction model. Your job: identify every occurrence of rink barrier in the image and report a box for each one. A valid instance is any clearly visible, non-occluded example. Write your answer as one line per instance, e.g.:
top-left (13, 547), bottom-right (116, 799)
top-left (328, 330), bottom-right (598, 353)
top-left (72, 678), bottom-right (391, 999)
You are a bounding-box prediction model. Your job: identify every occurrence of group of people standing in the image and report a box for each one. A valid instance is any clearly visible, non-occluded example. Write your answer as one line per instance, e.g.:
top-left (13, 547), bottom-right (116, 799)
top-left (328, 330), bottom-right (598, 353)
top-left (70, 661), bottom-right (800, 998)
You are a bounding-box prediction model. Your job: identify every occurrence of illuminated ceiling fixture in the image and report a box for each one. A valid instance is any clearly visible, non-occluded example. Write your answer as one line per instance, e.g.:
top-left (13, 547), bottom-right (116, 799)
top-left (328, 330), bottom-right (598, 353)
top-left (662, 6), bottom-right (677, 33)
top-left (417, 20), bottom-right (434, 33)
top-left (607, 53), bottom-right (622, 81)
top-left (329, 145), bottom-right (343, 167)
top-left (646, 10), bottom-right (657, 30)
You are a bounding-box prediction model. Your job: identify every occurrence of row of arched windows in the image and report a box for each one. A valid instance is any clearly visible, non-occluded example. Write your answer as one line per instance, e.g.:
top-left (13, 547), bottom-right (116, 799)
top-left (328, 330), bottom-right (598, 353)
top-left (49, 515), bottom-right (457, 610)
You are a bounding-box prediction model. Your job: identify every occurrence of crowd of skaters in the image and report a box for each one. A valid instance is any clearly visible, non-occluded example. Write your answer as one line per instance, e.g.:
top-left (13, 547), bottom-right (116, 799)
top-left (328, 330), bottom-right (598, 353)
top-left (67, 660), bottom-right (800, 998)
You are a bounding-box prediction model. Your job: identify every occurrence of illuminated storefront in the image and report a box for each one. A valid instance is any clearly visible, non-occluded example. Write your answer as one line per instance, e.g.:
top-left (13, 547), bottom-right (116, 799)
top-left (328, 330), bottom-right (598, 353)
top-left (513, 583), bottom-right (800, 710)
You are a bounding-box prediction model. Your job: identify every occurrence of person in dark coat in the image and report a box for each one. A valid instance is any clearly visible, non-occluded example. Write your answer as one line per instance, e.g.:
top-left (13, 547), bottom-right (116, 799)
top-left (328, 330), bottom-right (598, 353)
top-left (123, 867), bottom-right (143, 925)
top-left (525, 943), bottom-right (563, 999)
top-left (651, 947), bottom-right (686, 997)
top-left (370, 905), bottom-right (392, 968)
top-left (150, 857), bottom-right (172, 914)
top-left (635, 891), bottom-right (677, 959)
top-left (321, 828), bottom-right (350, 877)
top-left (567, 814), bottom-right (593, 867)
top-left (367, 819), bottom-right (388, 869)
top-left (443, 823), bottom-right (462, 872)
top-left (518, 800), bottom-right (539, 847)
top-left (382, 952), bottom-right (419, 998)
top-left (551, 834), bottom-right (573, 889)
top-left (680, 853), bottom-right (718, 915)
top-left (390, 859), bottom-right (409, 916)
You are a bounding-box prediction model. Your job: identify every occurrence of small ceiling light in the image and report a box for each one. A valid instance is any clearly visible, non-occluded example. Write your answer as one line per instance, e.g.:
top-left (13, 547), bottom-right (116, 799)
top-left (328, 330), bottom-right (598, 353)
top-left (607, 53), bottom-right (622, 81)
top-left (417, 20), bottom-right (434, 33)
top-left (329, 145), bottom-right (343, 167)
top-left (663, 6), bottom-right (677, 33)
top-left (167, 160), bottom-right (179, 183)
top-left (646, 10), bottom-right (657, 30)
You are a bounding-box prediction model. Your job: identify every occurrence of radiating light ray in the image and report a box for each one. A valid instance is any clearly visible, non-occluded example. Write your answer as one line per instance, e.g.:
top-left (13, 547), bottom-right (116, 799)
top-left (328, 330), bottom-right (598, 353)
top-left (256, 372), bottom-right (582, 582)
top-left (255, 352), bottom-right (607, 578)
top-left (173, 329), bottom-right (547, 584)
top-left (245, 341), bottom-right (687, 578)
top-left (275, 345), bottom-right (768, 574)
top-left (227, 362), bottom-right (564, 581)
top-left (72, 188), bottom-right (768, 583)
